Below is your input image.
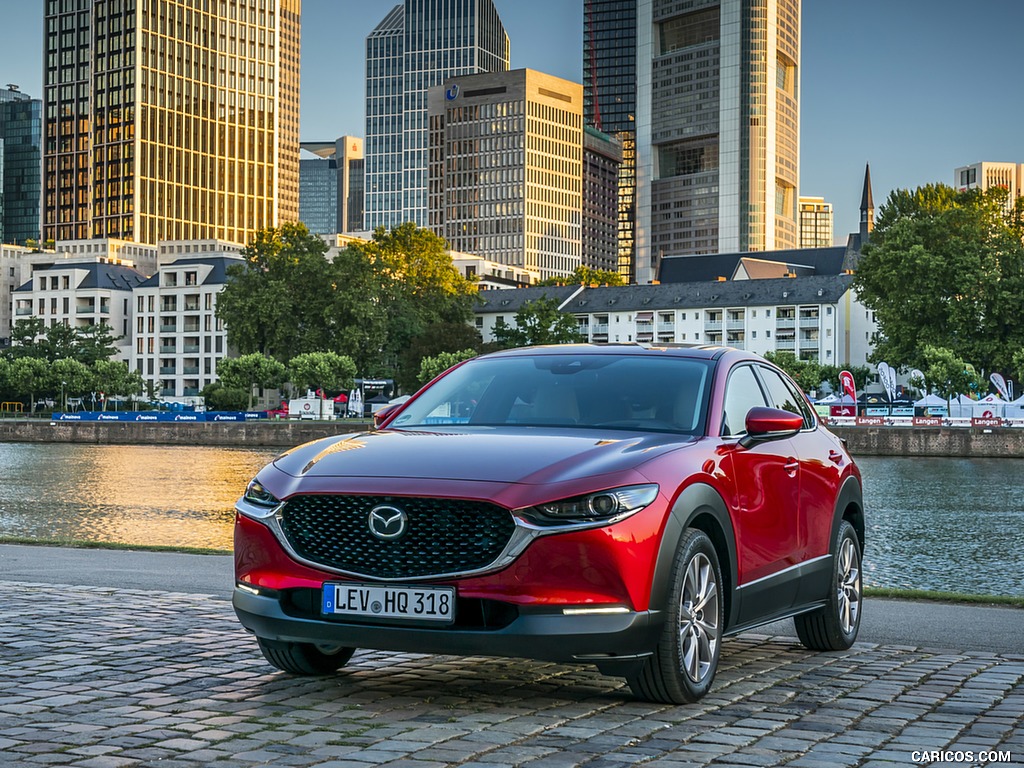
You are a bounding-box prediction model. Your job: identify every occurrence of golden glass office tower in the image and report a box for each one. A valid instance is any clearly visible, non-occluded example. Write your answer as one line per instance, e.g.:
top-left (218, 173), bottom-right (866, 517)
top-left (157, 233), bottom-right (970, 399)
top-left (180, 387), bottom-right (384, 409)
top-left (43, 0), bottom-right (301, 247)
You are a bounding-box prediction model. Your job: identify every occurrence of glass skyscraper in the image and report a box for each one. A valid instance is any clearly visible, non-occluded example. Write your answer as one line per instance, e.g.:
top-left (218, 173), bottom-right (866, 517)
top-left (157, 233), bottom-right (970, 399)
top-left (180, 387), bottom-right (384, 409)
top-left (364, 0), bottom-right (509, 232)
top-left (42, 0), bottom-right (302, 247)
top-left (586, 0), bottom-right (801, 284)
top-left (0, 86), bottom-right (42, 245)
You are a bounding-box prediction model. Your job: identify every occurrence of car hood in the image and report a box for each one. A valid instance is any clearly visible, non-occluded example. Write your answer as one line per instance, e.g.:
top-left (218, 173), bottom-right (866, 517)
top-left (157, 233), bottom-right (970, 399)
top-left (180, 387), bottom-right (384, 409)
top-left (271, 427), bottom-right (695, 486)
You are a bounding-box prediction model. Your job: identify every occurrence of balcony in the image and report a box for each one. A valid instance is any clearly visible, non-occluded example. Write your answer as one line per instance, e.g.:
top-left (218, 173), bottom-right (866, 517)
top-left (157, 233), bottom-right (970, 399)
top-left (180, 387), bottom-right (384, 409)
top-left (183, 323), bottom-right (200, 333)
top-left (76, 305), bottom-right (96, 314)
top-left (159, 345), bottom-right (176, 354)
top-left (159, 366), bottom-right (177, 375)
top-left (800, 317), bottom-right (820, 328)
top-left (160, 323), bottom-right (177, 333)
top-left (657, 322), bottom-right (675, 333)
top-left (726, 319), bottom-right (745, 331)
top-left (590, 323), bottom-right (609, 336)
top-left (160, 388), bottom-right (176, 397)
top-left (16, 307), bottom-right (32, 316)
top-left (775, 339), bottom-right (796, 350)
top-left (183, 344), bottom-right (200, 353)
top-left (776, 318), bottom-right (796, 329)
top-left (183, 366), bottom-right (200, 375)
top-left (704, 321), bottom-right (722, 331)
top-left (182, 387), bottom-right (200, 396)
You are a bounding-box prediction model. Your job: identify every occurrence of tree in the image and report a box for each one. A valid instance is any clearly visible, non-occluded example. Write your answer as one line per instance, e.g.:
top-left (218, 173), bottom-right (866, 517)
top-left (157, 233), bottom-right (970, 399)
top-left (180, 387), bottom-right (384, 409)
top-left (216, 353), bottom-right (287, 411)
top-left (43, 323), bottom-right (80, 362)
top-left (763, 352), bottom-right (870, 398)
top-left (92, 360), bottom-right (138, 411)
top-left (51, 358), bottom-right (93, 412)
top-left (397, 321), bottom-right (483, 392)
top-left (76, 324), bottom-right (121, 365)
top-left (216, 223), bottom-right (337, 361)
top-left (920, 345), bottom-right (986, 413)
top-left (491, 297), bottom-right (585, 349)
top-left (1014, 349), bottom-right (1024, 390)
top-left (419, 349), bottom-right (477, 386)
top-left (7, 318), bottom-right (46, 359)
top-left (538, 266), bottom-right (626, 287)
top-left (200, 381), bottom-right (249, 412)
top-left (8, 357), bottom-right (48, 413)
top-left (853, 184), bottom-right (1024, 374)
top-left (288, 352), bottom-right (357, 399)
top-left (354, 223), bottom-right (477, 374)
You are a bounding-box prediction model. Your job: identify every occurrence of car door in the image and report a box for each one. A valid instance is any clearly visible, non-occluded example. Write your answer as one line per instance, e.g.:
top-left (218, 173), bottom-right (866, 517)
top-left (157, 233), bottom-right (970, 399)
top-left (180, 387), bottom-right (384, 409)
top-left (719, 363), bottom-right (802, 587)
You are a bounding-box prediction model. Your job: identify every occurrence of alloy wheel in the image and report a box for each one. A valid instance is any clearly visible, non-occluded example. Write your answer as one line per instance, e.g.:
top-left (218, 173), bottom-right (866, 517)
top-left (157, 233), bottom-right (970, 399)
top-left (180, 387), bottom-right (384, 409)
top-left (678, 552), bottom-right (720, 683)
top-left (837, 536), bottom-right (861, 635)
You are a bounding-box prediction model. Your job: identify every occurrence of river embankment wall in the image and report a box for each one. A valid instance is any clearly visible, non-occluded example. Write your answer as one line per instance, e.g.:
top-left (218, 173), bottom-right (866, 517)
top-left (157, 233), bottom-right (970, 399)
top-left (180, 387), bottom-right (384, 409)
top-left (2, 419), bottom-right (1024, 457)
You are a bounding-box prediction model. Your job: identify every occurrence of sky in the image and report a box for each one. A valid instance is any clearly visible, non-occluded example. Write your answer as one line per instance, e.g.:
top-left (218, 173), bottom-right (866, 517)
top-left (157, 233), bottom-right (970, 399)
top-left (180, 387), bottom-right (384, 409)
top-left (2, 0), bottom-right (1022, 240)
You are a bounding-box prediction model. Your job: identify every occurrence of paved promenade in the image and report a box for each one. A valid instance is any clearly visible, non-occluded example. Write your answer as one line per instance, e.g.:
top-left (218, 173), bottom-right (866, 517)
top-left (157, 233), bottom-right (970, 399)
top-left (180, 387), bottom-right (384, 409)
top-left (0, 580), bottom-right (1021, 768)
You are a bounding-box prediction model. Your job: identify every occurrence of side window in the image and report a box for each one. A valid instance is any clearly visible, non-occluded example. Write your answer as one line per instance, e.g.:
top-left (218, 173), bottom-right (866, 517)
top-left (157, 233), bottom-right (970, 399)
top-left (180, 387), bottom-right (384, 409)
top-left (721, 365), bottom-right (768, 437)
top-left (759, 367), bottom-right (814, 429)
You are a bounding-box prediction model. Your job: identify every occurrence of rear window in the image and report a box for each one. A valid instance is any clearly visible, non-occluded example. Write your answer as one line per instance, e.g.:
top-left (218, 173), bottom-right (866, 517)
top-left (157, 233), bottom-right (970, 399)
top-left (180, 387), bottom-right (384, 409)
top-left (391, 353), bottom-right (713, 435)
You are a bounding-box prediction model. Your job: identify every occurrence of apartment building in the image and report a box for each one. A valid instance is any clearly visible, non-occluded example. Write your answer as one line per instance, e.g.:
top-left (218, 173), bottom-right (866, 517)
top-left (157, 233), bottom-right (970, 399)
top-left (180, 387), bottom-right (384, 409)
top-left (473, 275), bottom-right (876, 370)
top-left (131, 255), bottom-right (243, 399)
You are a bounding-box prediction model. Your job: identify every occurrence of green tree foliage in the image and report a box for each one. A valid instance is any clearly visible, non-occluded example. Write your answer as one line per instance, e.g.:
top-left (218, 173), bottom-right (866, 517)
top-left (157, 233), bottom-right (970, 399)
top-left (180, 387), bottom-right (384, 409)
top-left (418, 349), bottom-right (477, 387)
top-left (920, 344), bottom-right (986, 410)
top-left (75, 324), bottom-right (121, 365)
top-left (216, 223), bottom-right (477, 379)
top-left (764, 351), bottom-right (871, 397)
top-left (92, 360), bottom-right (139, 411)
top-left (853, 184), bottom-right (1024, 374)
top-left (397, 321), bottom-right (483, 392)
top-left (491, 297), bottom-right (585, 349)
top-left (354, 223), bottom-right (477, 376)
top-left (7, 318), bottom-right (46, 359)
top-left (538, 266), bottom-right (626, 287)
top-left (200, 381), bottom-right (249, 411)
top-left (8, 357), bottom-right (48, 412)
top-left (288, 352), bottom-right (357, 398)
top-left (1013, 349), bottom-right (1024, 388)
top-left (51, 358), bottom-right (93, 411)
top-left (216, 353), bottom-right (287, 411)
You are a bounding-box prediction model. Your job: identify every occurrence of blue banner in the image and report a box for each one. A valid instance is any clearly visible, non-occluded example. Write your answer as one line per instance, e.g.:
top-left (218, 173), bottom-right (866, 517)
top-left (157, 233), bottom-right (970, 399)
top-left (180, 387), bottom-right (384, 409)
top-left (52, 411), bottom-right (268, 422)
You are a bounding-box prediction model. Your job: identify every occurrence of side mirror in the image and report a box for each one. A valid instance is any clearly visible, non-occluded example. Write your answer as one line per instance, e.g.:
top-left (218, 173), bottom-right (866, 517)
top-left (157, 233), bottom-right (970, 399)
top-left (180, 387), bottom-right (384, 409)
top-left (373, 403), bottom-right (402, 429)
top-left (740, 406), bottom-right (804, 448)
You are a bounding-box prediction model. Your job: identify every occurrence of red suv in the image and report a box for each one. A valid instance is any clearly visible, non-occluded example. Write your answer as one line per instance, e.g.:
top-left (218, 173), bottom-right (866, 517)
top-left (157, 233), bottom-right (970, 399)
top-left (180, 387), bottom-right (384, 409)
top-left (233, 345), bottom-right (864, 703)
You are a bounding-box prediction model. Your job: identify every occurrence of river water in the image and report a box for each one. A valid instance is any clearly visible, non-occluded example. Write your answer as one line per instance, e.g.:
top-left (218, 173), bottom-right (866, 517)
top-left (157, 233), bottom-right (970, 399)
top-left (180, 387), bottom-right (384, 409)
top-left (0, 443), bottom-right (1021, 597)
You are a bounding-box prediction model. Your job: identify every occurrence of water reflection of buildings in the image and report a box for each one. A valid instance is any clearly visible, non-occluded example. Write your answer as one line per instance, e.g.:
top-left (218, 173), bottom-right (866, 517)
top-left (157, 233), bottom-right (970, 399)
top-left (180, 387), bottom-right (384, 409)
top-left (0, 444), bottom-right (276, 550)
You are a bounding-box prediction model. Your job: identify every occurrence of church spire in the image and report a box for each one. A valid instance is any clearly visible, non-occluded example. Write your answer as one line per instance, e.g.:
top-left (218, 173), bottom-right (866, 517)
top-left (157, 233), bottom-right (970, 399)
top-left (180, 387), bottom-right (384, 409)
top-left (859, 163), bottom-right (874, 242)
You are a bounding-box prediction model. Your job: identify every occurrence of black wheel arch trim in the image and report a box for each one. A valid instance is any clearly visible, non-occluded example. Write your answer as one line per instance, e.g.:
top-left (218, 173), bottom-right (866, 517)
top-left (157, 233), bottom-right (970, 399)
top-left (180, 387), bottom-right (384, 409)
top-left (651, 482), bottom-right (740, 632)
top-left (832, 474), bottom-right (865, 556)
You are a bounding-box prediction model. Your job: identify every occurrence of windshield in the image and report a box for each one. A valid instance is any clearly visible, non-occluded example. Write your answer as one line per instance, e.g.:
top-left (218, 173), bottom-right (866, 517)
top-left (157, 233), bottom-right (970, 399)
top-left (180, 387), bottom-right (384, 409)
top-left (390, 353), bottom-right (713, 435)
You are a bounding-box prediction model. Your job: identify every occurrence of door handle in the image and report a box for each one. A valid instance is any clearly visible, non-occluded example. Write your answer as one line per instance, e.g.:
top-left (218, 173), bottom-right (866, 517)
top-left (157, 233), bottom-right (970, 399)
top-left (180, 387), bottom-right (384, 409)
top-left (828, 450), bottom-right (844, 465)
top-left (784, 459), bottom-right (799, 476)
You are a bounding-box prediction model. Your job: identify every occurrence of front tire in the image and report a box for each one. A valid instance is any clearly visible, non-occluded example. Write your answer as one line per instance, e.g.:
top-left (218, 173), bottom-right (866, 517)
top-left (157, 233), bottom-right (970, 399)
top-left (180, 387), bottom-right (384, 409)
top-left (257, 638), bottom-right (355, 675)
top-left (628, 528), bottom-right (724, 704)
top-left (795, 519), bottom-right (862, 650)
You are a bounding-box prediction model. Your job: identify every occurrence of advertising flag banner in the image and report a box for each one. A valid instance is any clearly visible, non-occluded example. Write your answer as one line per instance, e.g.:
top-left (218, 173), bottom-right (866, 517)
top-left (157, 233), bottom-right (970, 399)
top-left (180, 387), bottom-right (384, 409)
top-left (990, 373), bottom-right (1008, 400)
top-left (876, 362), bottom-right (897, 401)
top-left (839, 370), bottom-right (857, 402)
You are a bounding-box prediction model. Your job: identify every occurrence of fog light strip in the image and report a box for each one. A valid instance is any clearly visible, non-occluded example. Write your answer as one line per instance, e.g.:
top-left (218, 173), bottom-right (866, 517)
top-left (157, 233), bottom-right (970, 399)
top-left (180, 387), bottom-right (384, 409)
top-left (562, 606), bottom-right (629, 616)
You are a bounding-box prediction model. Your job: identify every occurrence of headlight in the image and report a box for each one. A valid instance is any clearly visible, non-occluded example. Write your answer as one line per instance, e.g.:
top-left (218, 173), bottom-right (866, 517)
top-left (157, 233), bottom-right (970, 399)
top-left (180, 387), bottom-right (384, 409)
top-left (529, 484), bottom-right (659, 526)
top-left (239, 479), bottom-right (281, 519)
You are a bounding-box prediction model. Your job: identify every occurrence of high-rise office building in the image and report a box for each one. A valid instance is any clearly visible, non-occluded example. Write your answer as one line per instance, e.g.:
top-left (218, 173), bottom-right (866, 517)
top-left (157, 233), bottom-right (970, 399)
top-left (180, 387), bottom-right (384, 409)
top-left (0, 86), bottom-right (42, 246)
top-left (584, 0), bottom-right (638, 282)
top-left (42, 0), bottom-right (302, 247)
top-left (299, 137), bottom-right (365, 235)
top-left (798, 196), bottom-right (833, 248)
top-left (586, 0), bottom-right (801, 284)
top-left (365, 0), bottom-right (509, 232)
top-left (583, 126), bottom-right (623, 273)
top-left (955, 161), bottom-right (1023, 216)
top-left (428, 69), bottom-right (583, 280)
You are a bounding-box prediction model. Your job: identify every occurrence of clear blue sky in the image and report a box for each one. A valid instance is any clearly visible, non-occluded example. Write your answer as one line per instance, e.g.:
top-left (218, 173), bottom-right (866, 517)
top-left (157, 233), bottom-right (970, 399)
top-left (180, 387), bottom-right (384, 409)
top-left (3, 0), bottom-right (1022, 240)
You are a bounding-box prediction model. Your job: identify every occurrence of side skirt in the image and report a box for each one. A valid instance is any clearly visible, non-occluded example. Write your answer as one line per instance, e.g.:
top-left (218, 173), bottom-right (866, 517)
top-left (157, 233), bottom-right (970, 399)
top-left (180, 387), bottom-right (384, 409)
top-left (728, 555), bottom-right (833, 635)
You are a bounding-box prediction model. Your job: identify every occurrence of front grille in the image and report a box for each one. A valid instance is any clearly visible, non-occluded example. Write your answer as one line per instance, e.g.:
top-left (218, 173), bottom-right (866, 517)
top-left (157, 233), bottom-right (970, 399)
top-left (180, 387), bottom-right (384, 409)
top-left (279, 495), bottom-right (517, 578)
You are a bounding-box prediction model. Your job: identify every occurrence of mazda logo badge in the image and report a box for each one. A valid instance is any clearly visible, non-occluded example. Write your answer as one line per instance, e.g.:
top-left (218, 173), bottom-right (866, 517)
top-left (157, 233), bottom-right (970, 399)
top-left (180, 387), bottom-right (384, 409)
top-left (368, 505), bottom-right (407, 540)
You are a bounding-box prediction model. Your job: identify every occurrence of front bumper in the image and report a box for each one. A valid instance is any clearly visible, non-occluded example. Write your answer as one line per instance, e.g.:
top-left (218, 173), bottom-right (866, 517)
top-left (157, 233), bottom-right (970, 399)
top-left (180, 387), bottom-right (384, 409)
top-left (233, 586), bottom-right (663, 676)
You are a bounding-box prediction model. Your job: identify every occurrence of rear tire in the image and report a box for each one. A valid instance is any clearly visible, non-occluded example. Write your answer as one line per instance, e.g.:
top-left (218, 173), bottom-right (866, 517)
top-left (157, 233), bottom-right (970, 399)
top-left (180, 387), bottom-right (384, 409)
top-left (795, 519), bottom-right (862, 650)
top-left (257, 638), bottom-right (355, 675)
top-left (627, 528), bottom-right (724, 704)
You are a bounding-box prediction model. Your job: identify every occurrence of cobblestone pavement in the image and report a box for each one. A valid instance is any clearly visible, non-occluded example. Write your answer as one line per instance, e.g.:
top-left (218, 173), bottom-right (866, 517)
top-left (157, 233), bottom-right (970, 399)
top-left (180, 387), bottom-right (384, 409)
top-left (0, 581), bottom-right (1021, 768)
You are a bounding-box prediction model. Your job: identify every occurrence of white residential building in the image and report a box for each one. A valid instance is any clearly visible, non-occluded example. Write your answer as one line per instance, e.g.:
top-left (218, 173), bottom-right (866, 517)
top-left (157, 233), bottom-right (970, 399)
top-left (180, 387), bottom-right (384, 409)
top-left (12, 259), bottom-right (147, 360)
top-left (131, 255), bottom-right (243, 399)
top-left (473, 275), bottom-right (877, 370)
top-left (954, 162), bottom-right (1023, 215)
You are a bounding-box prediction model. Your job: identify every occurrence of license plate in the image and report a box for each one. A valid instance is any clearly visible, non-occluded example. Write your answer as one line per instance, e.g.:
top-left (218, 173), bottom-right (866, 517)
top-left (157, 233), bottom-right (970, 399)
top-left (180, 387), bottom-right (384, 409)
top-left (322, 583), bottom-right (455, 623)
